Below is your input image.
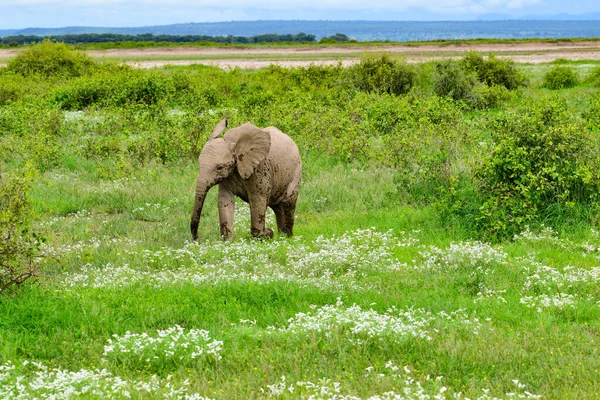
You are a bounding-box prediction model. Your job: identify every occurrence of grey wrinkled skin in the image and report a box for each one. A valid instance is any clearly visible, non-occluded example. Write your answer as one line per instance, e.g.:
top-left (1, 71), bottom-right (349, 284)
top-left (190, 119), bottom-right (302, 241)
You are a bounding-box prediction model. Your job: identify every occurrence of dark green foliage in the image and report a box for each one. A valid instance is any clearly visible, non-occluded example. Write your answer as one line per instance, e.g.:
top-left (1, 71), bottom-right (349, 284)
top-left (6, 40), bottom-right (96, 78)
top-left (433, 60), bottom-right (477, 102)
top-left (433, 55), bottom-right (520, 108)
top-left (348, 55), bottom-right (416, 95)
top-left (0, 32), bottom-right (317, 46)
top-left (469, 84), bottom-right (513, 110)
top-left (542, 65), bottom-right (579, 89)
top-left (476, 98), bottom-right (600, 239)
top-left (461, 52), bottom-right (527, 90)
top-left (320, 33), bottom-right (351, 43)
top-left (0, 168), bottom-right (42, 298)
top-left (460, 51), bottom-right (485, 75)
top-left (54, 68), bottom-right (175, 109)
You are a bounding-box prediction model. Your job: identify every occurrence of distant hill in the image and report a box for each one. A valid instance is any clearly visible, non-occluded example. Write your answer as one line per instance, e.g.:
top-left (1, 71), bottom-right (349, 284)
top-left (2, 20), bottom-right (600, 41)
top-left (478, 12), bottom-right (600, 21)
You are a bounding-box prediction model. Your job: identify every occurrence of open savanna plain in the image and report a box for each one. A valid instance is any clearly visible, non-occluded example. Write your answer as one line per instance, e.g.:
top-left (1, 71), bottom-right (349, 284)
top-left (1, 40), bottom-right (600, 399)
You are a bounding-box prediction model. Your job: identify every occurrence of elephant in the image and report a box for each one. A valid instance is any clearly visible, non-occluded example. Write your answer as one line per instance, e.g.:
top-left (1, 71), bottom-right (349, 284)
top-left (190, 119), bottom-right (302, 241)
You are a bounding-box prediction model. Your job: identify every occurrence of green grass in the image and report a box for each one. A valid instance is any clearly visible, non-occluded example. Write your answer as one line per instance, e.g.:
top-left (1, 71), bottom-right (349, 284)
top-left (2, 154), bottom-right (600, 398)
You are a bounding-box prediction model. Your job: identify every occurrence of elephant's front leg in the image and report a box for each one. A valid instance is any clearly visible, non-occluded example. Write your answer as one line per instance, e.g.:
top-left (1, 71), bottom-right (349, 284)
top-left (248, 194), bottom-right (273, 239)
top-left (218, 186), bottom-right (235, 240)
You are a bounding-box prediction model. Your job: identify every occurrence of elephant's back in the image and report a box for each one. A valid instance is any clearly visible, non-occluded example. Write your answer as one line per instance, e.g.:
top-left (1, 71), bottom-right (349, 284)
top-left (264, 127), bottom-right (301, 165)
top-left (263, 127), bottom-right (302, 203)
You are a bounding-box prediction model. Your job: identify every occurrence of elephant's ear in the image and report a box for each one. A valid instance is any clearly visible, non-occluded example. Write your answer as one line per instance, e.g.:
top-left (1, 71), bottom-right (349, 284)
top-left (224, 123), bottom-right (271, 179)
top-left (209, 118), bottom-right (228, 140)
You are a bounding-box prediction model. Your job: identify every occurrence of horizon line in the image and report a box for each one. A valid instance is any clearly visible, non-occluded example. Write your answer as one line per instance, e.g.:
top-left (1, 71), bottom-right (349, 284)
top-left (2, 17), bottom-right (600, 32)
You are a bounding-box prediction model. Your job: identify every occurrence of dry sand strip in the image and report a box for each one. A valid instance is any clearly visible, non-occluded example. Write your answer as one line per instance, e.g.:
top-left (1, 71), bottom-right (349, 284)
top-left (128, 52), bottom-right (600, 69)
top-left (84, 41), bottom-right (600, 57)
top-left (1, 41), bottom-right (600, 69)
top-left (90, 41), bottom-right (600, 68)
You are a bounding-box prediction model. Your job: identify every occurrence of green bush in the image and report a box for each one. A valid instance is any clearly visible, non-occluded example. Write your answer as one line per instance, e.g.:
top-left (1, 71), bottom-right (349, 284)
top-left (462, 52), bottom-right (527, 90)
top-left (320, 33), bottom-right (351, 43)
top-left (54, 72), bottom-right (116, 109)
top-left (461, 51), bottom-right (485, 76)
top-left (476, 98), bottom-right (600, 239)
top-left (0, 102), bottom-right (63, 170)
top-left (433, 60), bottom-right (477, 102)
top-left (0, 167), bottom-right (42, 298)
top-left (55, 68), bottom-right (174, 109)
top-left (542, 65), bottom-right (579, 89)
top-left (7, 40), bottom-right (96, 78)
top-left (370, 95), bottom-right (470, 201)
top-left (0, 72), bottom-right (27, 105)
top-left (348, 55), bottom-right (416, 95)
top-left (585, 65), bottom-right (600, 87)
top-left (287, 64), bottom-right (345, 89)
top-left (583, 94), bottom-right (600, 133)
top-left (469, 84), bottom-right (513, 110)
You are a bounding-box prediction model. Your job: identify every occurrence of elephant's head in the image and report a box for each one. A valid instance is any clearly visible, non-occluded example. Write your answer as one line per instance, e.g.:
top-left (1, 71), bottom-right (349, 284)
top-left (190, 118), bottom-right (271, 240)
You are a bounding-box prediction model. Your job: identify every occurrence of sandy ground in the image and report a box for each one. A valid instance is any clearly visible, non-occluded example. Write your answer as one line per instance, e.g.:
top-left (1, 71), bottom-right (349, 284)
top-left (1, 41), bottom-right (600, 69)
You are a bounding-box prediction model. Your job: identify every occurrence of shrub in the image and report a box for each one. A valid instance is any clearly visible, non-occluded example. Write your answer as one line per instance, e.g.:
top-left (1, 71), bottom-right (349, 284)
top-left (469, 84), bottom-right (513, 110)
top-left (585, 65), bottom-right (600, 87)
top-left (0, 167), bottom-right (42, 298)
top-left (7, 40), bottom-right (96, 78)
top-left (287, 64), bottom-right (345, 89)
top-left (542, 66), bottom-right (579, 89)
top-left (583, 94), bottom-right (600, 133)
top-left (54, 73), bottom-right (116, 109)
top-left (0, 72), bottom-right (27, 105)
top-left (125, 71), bottom-right (175, 106)
top-left (374, 95), bottom-right (470, 202)
top-left (320, 33), bottom-right (351, 42)
top-left (348, 55), bottom-right (416, 95)
top-left (461, 51), bottom-right (485, 75)
top-left (476, 98), bottom-right (600, 239)
top-left (462, 52), bottom-right (527, 90)
top-left (0, 102), bottom-right (63, 170)
top-left (433, 60), bottom-right (477, 102)
top-left (55, 68), bottom-right (174, 109)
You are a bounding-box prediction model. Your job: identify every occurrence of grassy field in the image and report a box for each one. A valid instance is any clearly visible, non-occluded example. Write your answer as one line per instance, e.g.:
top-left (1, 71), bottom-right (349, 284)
top-left (1, 41), bottom-right (600, 399)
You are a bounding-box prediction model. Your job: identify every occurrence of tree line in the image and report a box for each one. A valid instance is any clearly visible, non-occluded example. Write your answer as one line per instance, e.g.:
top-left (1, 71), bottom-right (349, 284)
top-left (0, 32), bottom-right (320, 46)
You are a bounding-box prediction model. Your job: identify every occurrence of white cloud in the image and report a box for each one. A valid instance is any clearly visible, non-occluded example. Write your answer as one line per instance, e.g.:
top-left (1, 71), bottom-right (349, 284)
top-left (0, 0), bottom-right (593, 29)
top-left (1, 0), bottom-right (542, 10)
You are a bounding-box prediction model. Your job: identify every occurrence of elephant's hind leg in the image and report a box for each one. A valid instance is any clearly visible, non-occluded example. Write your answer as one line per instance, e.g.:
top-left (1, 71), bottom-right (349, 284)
top-left (271, 204), bottom-right (288, 235)
top-left (275, 200), bottom-right (296, 237)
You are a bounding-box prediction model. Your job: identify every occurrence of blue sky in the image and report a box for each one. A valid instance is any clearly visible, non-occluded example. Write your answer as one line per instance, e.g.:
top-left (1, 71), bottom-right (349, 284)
top-left (0, 0), bottom-right (599, 29)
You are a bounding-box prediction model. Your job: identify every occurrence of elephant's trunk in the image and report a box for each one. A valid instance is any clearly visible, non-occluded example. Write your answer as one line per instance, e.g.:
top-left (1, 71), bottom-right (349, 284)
top-left (190, 181), bottom-right (209, 241)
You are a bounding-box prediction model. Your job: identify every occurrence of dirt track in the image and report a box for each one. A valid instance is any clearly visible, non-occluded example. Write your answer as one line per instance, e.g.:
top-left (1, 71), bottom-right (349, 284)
top-left (1, 41), bottom-right (600, 69)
